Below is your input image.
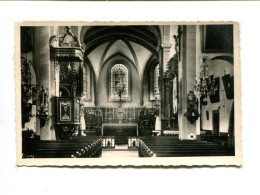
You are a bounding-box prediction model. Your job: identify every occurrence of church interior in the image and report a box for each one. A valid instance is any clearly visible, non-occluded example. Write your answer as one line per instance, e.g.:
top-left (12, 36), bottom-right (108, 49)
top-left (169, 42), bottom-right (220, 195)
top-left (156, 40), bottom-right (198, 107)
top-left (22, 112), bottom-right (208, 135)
top-left (20, 24), bottom-right (235, 158)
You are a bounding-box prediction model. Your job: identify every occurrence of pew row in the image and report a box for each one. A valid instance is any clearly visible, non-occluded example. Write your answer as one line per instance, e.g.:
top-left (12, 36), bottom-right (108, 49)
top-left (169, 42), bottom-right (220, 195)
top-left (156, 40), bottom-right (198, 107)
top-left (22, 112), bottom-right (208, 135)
top-left (22, 137), bottom-right (102, 158)
top-left (139, 137), bottom-right (234, 157)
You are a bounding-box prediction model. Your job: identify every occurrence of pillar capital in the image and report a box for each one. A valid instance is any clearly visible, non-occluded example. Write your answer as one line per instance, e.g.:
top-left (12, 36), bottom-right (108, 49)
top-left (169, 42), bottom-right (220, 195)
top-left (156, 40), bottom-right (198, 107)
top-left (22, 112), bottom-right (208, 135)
top-left (157, 43), bottom-right (172, 52)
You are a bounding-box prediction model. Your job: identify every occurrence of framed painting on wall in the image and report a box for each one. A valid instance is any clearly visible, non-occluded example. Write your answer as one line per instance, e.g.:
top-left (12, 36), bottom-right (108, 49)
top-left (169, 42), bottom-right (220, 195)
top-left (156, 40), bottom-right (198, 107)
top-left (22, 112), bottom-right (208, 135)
top-left (203, 25), bottom-right (233, 53)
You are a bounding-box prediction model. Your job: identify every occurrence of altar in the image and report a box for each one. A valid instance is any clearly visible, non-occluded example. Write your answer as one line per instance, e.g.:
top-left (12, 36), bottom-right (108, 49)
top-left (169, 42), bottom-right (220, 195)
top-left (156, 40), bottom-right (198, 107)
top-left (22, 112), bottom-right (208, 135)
top-left (101, 123), bottom-right (138, 136)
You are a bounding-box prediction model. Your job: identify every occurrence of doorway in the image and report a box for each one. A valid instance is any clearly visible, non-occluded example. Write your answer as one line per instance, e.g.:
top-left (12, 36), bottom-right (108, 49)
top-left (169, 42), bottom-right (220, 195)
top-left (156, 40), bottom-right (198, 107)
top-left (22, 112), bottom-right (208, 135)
top-left (212, 110), bottom-right (220, 136)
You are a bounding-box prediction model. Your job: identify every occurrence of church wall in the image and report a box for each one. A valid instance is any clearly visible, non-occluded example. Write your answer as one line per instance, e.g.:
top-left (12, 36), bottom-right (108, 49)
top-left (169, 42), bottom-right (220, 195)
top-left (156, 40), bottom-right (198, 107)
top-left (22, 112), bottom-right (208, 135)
top-left (142, 66), bottom-right (153, 108)
top-left (84, 70), bottom-right (96, 107)
top-left (197, 25), bottom-right (234, 133)
top-left (201, 60), bottom-right (234, 133)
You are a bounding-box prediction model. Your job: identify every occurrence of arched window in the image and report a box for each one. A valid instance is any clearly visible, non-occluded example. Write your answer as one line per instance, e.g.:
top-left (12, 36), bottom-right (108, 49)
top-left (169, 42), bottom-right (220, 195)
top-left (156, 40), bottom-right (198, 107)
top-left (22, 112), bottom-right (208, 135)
top-left (110, 64), bottom-right (129, 101)
top-left (153, 64), bottom-right (160, 97)
top-left (150, 64), bottom-right (160, 100)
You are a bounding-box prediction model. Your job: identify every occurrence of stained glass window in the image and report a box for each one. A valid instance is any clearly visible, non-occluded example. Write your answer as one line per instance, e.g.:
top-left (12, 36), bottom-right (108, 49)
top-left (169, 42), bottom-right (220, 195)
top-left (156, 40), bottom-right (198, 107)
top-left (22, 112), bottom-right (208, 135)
top-left (154, 64), bottom-right (160, 97)
top-left (110, 64), bottom-right (129, 101)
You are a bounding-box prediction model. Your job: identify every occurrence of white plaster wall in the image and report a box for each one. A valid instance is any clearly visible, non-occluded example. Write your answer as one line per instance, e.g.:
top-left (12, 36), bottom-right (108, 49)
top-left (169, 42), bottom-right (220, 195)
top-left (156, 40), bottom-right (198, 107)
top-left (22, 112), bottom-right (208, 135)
top-left (130, 42), bottom-right (152, 78)
top-left (88, 42), bottom-right (109, 80)
top-left (201, 59), bottom-right (234, 132)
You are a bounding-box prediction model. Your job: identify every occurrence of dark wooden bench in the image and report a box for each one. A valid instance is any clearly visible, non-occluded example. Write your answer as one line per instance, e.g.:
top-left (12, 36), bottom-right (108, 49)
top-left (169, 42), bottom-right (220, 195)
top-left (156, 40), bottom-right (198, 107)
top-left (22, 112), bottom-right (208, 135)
top-left (22, 137), bottom-right (102, 158)
top-left (139, 137), bottom-right (233, 157)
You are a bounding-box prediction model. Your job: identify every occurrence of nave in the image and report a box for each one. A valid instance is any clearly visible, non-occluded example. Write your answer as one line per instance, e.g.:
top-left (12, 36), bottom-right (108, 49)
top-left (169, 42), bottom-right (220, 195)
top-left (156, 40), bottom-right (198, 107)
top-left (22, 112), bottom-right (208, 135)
top-left (20, 24), bottom-right (235, 159)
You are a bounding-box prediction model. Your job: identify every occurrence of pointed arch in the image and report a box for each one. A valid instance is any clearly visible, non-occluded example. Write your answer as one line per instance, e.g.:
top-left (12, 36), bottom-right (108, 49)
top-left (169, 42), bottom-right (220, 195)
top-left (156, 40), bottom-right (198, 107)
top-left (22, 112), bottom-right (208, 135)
top-left (84, 57), bottom-right (97, 106)
top-left (101, 53), bottom-right (140, 80)
top-left (210, 55), bottom-right (234, 65)
top-left (141, 55), bottom-right (159, 105)
top-left (122, 39), bottom-right (140, 74)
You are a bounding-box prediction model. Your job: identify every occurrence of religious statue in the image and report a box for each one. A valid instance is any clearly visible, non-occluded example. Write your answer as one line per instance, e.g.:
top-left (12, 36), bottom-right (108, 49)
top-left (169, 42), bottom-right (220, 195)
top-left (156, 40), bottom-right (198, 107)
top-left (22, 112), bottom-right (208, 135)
top-left (38, 86), bottom-right (48, 114)
top-left (154, 109), bottom-right (161, 131)
top-left (37, 86), bottom-right (49, 127)
top-left (79, 99), bottom-right (86, 136)
top-left (173, 35), bottom-right (179, 56)
top-left (59, 26), bottom-right (81, 48)
top-left (49, 35), bottom-right (58, 47)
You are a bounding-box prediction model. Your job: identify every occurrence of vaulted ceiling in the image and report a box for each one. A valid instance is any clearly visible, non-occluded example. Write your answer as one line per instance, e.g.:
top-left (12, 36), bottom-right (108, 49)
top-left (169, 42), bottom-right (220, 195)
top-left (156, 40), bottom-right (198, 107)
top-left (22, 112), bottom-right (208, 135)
top-left (82, 26), bottom-right (160, 81)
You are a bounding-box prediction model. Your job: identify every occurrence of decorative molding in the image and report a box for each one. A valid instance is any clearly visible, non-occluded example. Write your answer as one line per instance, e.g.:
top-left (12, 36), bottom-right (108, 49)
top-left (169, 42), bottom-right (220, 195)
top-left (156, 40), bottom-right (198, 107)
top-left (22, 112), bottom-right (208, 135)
top-left (50, 47), bottom-right (84, 62)
top-left (160, 43), bottom-right (172, 52)
top-left (55, 124), bottom-right (79, 140)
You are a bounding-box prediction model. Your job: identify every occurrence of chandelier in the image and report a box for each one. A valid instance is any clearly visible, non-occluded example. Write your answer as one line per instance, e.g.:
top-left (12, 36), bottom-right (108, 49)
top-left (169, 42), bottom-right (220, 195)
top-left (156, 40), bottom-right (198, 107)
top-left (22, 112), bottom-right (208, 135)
top-left (194, 55), bottom-right (218, 99)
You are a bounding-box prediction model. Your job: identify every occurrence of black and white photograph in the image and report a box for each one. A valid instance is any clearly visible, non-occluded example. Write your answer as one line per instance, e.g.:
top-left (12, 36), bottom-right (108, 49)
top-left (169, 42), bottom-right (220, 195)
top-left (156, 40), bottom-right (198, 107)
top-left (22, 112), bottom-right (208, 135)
top-left (16, 22), bottom-right (241, 166)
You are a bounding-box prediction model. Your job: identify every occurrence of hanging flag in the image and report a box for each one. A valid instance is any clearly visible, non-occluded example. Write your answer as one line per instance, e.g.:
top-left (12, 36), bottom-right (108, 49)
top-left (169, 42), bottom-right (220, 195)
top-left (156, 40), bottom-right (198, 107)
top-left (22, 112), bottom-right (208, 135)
top-left (209, 77), bottom-right (220, 103)
top-left (222, 74), bottom-right (234, 99)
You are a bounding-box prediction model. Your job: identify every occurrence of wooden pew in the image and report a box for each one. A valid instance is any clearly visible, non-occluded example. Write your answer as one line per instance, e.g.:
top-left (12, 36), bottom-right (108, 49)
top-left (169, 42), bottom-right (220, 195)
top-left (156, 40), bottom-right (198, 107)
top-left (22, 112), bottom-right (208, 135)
top-left (139, 137), bottom-right (233, 157)
top-left (22, 137), bottom-right (102, 158)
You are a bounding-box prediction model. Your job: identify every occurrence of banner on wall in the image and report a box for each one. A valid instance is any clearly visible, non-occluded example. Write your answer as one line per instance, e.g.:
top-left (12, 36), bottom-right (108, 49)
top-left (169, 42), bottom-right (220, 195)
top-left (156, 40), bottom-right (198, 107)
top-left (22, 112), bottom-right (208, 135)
top-left (209, 77), bottom-right (220, 103)
top-left (222, 74), bottom-right (234, 99)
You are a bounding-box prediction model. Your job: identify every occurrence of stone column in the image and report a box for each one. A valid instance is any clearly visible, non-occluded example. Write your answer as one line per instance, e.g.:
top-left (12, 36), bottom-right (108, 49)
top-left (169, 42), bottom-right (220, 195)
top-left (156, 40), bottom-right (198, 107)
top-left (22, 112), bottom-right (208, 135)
top-left (161, 77), bottom-right (173, 130)
top-left (195, 25), bottom-right (202, 138)
top-left (178, 25), bottom-right (198, 140)
top-left (158, 26), bottom-right (172, 133)
top-left (34, 26), bottom-right (57, 140)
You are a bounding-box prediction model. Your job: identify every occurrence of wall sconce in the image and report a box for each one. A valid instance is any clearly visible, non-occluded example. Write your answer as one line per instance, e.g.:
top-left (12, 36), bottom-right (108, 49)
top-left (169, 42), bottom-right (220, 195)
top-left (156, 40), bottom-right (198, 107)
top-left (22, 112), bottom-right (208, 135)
top-left (218, 105), bottom-right (225, 110)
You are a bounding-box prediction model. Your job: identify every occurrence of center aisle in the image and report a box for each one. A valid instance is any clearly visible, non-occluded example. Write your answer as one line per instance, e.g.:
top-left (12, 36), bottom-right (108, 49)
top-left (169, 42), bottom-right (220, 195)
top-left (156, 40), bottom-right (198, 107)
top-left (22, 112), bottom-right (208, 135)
top-left (101, 151), bottom-right (139, 158)
top-left (101, 145), bottom-right (139, 158)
